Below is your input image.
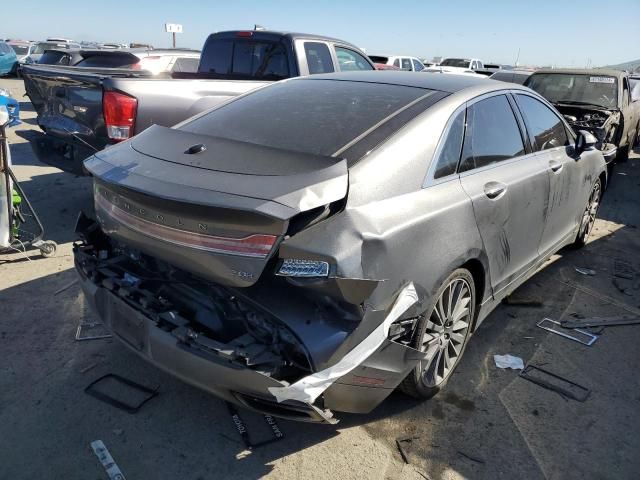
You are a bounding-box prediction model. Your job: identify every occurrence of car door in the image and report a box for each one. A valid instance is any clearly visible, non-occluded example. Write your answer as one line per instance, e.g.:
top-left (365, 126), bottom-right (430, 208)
top-left (333, 45), bottom-right (374, 71)
top-left (458, 93), bottom-right (550, 294)
top-left (512, 92), bottom-right (584, 255)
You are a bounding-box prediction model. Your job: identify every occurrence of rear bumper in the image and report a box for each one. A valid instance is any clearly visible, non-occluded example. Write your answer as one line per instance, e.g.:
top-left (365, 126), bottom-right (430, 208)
top-left (73, 220), bottom-right (426, 423)
top-left (26, 130), bottom-right (97, 175)
top-left (76, 270), bottom-right (338, 423)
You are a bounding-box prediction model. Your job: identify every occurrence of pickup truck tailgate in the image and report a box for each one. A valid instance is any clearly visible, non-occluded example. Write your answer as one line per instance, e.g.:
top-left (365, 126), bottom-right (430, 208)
top-left (22, 65), bottom-right (111, 152)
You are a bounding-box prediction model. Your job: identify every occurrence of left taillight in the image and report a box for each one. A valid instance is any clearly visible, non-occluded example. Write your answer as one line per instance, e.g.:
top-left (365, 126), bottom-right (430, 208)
top-left (103, 91), bottom-right (137, 142)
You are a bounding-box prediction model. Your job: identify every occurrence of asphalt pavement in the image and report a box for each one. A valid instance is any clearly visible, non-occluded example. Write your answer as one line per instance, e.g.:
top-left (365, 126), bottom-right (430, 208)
top-left (1, 77), bottom-right (639, 480)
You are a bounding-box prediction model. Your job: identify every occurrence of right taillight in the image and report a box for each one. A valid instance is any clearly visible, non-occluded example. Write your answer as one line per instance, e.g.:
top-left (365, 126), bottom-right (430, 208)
top-left (103, 91), bottom-right (137, 142)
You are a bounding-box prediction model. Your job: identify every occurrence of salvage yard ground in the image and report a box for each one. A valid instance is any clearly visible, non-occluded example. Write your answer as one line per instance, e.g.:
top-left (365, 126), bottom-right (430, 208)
top-left (1, 77), bottom-right (640, 480)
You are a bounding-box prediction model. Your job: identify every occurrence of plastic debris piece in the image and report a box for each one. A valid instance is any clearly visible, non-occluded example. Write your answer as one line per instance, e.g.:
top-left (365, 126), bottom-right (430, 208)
top-left (537, 318), bottom-right (598, 346)
top-left (561, 316), bottom-right (640, 329)
top-left (493, 354), bottom-right (524, 370)
top-left (574, 267), bottom-right (596, 276)
top-left (268, 282), bottom-right (418, 404)
top-left (519, 364), bottom-right (590, 402)
top-left (90, 440), bottom-right (126, 480)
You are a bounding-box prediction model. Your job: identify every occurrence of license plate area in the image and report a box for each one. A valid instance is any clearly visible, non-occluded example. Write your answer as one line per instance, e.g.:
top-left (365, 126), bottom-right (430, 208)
top-left (108, 296), bottom-right (146, 351)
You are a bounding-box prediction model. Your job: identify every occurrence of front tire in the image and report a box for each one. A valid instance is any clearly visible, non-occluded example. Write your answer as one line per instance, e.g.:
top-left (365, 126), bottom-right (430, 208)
top-left (573, 178), bottom-right (602, 248)
top-left (400, 268), bottom-right (475, 399)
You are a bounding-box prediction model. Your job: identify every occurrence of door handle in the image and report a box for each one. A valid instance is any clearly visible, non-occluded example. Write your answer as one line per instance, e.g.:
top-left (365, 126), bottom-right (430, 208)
top-left (549, 160), bottom-right (563, 173)
top-left (484, 181), bottom-right (507, 199)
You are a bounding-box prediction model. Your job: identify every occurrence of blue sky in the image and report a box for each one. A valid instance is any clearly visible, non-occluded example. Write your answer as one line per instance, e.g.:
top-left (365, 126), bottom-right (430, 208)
top-left (4, 0), bottom-right (638, 66)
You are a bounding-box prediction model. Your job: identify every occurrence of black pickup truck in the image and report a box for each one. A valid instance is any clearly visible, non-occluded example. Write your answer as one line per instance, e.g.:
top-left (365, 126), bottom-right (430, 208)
top-left (22, 30), bottom-right (375, 174)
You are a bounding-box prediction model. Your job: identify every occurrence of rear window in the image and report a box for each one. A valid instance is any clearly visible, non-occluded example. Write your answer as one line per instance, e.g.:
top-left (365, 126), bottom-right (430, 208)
top-left (198, 38), bottom-right (290, 79)
top-left (75, 54), bottom-right (138, 68)
top-left (10, 45), bottom-right (28, 55)
top-left (38, 51), bottom-right (69, 65)
top-left (0, 42), bottom-right (12, 54)
top-left (181, 79), bottom-right (431, 157)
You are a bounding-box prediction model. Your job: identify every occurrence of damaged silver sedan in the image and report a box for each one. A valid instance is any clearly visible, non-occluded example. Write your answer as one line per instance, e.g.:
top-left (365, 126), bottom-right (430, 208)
top-left (74, 71), bottom-right (607, 423)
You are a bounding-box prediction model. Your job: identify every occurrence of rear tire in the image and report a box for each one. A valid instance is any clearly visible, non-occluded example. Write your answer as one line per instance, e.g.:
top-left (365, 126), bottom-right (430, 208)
top-left (573, 178), bottom-right (602, 248)
top-left (400, 268), bottom-right (475, 400)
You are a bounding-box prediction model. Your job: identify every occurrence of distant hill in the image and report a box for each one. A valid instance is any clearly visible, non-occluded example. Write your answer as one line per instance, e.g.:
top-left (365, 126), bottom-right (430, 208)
top-left (604, 59), bottom-right (640, 72)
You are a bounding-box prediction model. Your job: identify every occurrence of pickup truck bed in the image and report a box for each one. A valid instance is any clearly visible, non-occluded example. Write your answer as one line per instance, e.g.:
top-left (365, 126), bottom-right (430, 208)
top-left (22, 64), bottom-right (268, 173)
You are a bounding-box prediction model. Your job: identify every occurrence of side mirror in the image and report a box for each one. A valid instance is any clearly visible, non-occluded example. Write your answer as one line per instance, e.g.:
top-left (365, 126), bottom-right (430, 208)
top-left (575, 130), bottom-right (597, 155)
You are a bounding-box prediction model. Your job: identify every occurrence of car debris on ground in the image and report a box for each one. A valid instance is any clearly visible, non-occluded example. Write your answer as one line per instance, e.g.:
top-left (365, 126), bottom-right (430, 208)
top-left (536, 318), bottom-right (598, 346)
top-left (90, 440), bottom-right (127, 480)
top-left (493, 354), bottom-right (525, 370)
top-left (84, 373), bottom-right (158, 414)
top-left (519, 365), bottom-right (590, 402)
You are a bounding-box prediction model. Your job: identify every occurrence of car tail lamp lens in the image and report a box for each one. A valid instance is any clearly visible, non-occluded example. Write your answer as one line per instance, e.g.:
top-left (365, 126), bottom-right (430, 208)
top-left (236, 31), bottom-right (253, 37)
top-left (103, 91), bottom-right (137, 142)
top-left (277, 259), bottom-right (330, 277)
top-left (94, 191), bottom-right (277, 257)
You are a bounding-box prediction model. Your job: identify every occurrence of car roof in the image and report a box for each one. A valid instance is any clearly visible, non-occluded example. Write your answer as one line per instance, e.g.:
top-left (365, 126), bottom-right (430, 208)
top-left (297, 70), bottom-right (499, 94)
top-left (212, 30), bottom-right (359, 46)
top-left (532, 68), bottom-right (627, 79)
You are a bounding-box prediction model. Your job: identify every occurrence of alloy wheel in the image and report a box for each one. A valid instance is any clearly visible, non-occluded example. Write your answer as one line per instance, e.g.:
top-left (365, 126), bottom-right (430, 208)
top-left (420, 278), bottom-right (472, 387)
top-left (579, 181), bottom-right (601, 242)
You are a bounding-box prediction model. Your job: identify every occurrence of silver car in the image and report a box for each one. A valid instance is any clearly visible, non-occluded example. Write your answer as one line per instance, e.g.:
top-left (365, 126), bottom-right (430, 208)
top-left (74, 72), bottom-right (606, 422)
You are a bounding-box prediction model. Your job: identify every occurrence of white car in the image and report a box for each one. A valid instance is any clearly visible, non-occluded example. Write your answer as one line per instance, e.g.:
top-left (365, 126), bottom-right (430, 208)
top-left (368, 55), bottom-right (425, 72)
top-left (423, 57), bottom-right (484, 75)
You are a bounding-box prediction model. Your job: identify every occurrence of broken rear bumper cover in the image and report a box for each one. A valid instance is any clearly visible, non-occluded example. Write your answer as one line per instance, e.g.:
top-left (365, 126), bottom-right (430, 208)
top-left (73, 223), bottom-right (426, 423)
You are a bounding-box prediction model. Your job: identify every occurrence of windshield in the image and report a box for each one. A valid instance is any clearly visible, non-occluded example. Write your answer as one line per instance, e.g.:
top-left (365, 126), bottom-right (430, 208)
top-left (527, 73), bottom-right (618, 109)
top-left (10, 45), bottom-right (29, 55)
top-left (440, 58), bottom-right (470, 68)
top-left (32, 43), bottom-right (65, 54)
top-left (182, 79), bottom-right (431, 158)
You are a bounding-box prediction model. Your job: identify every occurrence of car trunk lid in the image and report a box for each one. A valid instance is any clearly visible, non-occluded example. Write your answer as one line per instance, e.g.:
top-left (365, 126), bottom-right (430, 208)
top-left (84, 125), bottom-right (348, 287)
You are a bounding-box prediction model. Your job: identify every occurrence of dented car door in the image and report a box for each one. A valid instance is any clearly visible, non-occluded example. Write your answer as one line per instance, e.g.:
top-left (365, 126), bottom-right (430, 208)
top-left (458, 93), bottom-right (549, 294)
top-left (512, 93), bottom-right (586, 255)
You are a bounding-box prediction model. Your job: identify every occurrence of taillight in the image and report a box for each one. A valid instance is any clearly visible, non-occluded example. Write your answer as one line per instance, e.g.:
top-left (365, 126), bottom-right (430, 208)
top-left (103, 91), bottom-right (137, 142)
top-left (236, 31), bottom-right (253, 37)
top-left (95, 192), bottom-right (277, 258)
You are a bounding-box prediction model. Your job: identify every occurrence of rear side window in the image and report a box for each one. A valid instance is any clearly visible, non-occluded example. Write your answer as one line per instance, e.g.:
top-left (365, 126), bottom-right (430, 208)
top-left (401, 58), bottom-right (412, 71)
top-left (515, 94), bottom-right (569, 151)
top-left (38, 51), bottom-right (70, 65)
top-left (460, 95), bottom-right (525, 171)
top-left (182, 79), bottom-right (429, 158)
top-left (198, 39), bottom-right (289, 79)
top-left (393, 58), bottom-right (400, 68)
top-left (334, 46), bottom-right (373, 71)
top-left (434, 110), bottom-right (465, 179)
top-left (304, 42), bottom-right (334, 74)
